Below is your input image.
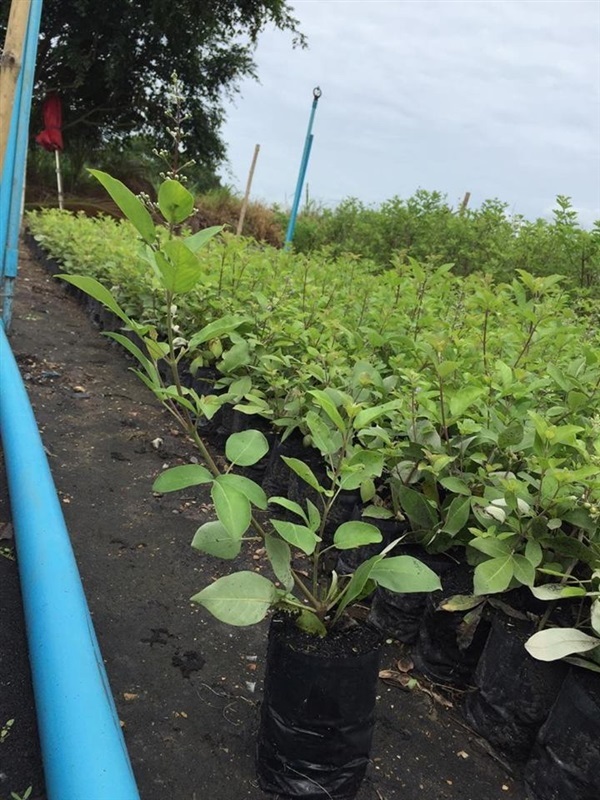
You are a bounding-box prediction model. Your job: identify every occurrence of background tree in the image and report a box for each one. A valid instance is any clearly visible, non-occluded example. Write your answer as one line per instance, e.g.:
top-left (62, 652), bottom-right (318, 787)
top-left (1, 0), bottom-right (304, 189)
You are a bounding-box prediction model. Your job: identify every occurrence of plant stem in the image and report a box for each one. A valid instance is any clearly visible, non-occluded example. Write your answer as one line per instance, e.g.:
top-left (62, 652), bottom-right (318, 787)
top-left (291, 570), bottom-right (320, 609)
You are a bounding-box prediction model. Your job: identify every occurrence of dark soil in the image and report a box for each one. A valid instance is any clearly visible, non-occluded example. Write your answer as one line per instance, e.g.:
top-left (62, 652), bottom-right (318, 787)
top-left (0, 239), bottom-right (528, 800)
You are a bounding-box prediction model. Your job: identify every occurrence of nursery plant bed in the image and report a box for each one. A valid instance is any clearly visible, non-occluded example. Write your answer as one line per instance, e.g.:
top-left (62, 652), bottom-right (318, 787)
top-left (0, 239), bottom-right (527, 800)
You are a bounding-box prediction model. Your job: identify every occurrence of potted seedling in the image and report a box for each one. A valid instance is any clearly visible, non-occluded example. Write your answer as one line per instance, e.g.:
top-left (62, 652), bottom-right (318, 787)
top-left (157, 390), bottom-right (440, 798)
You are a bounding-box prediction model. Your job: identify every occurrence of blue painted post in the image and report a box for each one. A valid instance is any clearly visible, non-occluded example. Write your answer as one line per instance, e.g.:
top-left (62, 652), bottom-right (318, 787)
top-left (1, 0), bottom-right (43, 330)
top-left (284, 86), bottom-right (322, 248)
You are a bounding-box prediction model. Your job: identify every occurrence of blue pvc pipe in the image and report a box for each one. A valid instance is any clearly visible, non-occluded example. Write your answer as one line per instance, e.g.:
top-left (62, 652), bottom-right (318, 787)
top-left (1, 0), bottom-right (44, 330)
top-left (284, 88), bottom-right (322, 247)
top-left (0, 324), bottom-right (141, 800)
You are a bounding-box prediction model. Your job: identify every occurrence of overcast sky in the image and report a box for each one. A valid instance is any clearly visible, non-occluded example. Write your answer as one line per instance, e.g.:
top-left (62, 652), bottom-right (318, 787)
top-left (219, 0), bottom-right (600, 226)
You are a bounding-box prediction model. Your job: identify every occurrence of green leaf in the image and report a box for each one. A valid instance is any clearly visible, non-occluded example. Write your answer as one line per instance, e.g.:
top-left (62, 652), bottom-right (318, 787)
top-left (340, 450), bottom-right (385, 491)
top-left (225, 429), bottom-right (269, 466)
top-left (560, 510), bottom-right (597, 535)
top-left (567, 390), bottom-right (588, 412)
top-left (333, 521), bottom-right (382, 550)
top-left (512, 554), bottom-right (536, 586)
top-left (104, 332), bottom-right (159, 383)
top-left (353, 400), bottom-right (403, 430)
top-left (268, 496), bottom-right (309, 524)
top-left (191, 521), bottom-right (242, 559)
top-left (370, 556), bottom-right (442, 593)
top-left (294, 609), bottom-right (327, 636)
top-left (396, 485), bottom-right (438, 529)
top-left (439, 476), bottom-right (471, 496)
top-left (155, 250), bottom-right (177, 291)
top-left (158, 239), bottom-right (203, 293)
top-left (89, 169), bottom-right (156, 244)
top-left (469, 537), bottom-right (512, 558)
top-left (183, 225), bottom-right (223, 253)
top-left (306, 410), bottom-right (339, 456)
top-left (143, 336), bottom-right (168, 361)
top-left (448, 386), bottom-right (485, 420)
top-left (265, 534), bottom-right (293, 591)
top-left (309, 389), bottom-right (345, 431)
top-left (158, 179), bottom-right (195, 224)
top-left (498, 421), bottom-right (525, 449)
top-left (362, 505), bottom-right (394, 520)
top-left (153, 464), bottom-right (213, 492)
top-left (525, 628), bottom-right (600, 661)
top-left (442, 495), bottom-right (471, 535)
top-left (495, 360), bottom-right (513, 386)
top-left (228, 375), bottom-right (253, 396)
top-left (541, 531), bottom-right (598, 562)
top-left (360, 478), bottom-right (376, 503)
top-left (473, 556), bottom-right (514, 594)
top-left (188, 315), bottom-right (246, 349)
top-left (220, 341), bottom-right (251, 373)
top-left (215, 473), bottom-right (267, 510)
top-left (191, 572), bottom-right (277, 626)
top-left (564, 654), bottom-right (600, 673)
top-left (436, 360), bottom-right (459, 380)
top-left (281, 457), bottom-right (323, 493)
top-left (57, 275), bottom-right (133, 326)
top-left (196, 394), bottom-right (227, 420)
top-left (531, 584), bottom-right (586, 601)
top-left (525, 539), bottom-right (543, 567)
top-left (271, 520), bottom-right (319, 555)
top-left (334, 555), bottom-right (385, 618)
top-left (211, 480), bottom-right (251, 538)
top-left (306, 499), bottom-right (321, 531)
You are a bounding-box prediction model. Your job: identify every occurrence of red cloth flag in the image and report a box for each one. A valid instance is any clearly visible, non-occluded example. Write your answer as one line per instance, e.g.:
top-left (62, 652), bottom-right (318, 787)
top-left (35, 93), bottom-right (64, 152)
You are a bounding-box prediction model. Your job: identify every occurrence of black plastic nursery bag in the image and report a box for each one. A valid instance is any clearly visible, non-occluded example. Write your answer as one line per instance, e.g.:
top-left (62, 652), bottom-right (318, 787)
top-left (257, 615), bottom-right (381, 799)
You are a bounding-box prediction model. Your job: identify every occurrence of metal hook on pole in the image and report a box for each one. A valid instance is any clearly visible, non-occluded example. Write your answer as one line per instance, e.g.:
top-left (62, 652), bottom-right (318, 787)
top-left (284, 87), bottom-right (323, 248)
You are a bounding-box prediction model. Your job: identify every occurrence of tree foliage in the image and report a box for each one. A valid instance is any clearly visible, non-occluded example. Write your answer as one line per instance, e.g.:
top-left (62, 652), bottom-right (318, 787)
top-left (1, 0), bottom-right (303, 180)
top-left (291, 191), bottom-right (600, 288)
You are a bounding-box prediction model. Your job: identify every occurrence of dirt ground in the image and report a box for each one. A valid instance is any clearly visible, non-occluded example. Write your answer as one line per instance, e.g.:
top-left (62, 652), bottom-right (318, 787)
top-left (0, 240), bottom-right (528, 800)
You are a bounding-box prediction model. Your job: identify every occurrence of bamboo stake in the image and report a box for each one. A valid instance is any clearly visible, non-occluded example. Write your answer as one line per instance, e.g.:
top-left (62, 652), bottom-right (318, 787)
top-left (0, 0), bottom-right (32, 176)
top-left (236, 143), bottom-right (260, 236)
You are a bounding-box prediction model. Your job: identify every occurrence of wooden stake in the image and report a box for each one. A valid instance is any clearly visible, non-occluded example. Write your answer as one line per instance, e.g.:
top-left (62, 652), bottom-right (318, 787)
top-left (55, 149), bottom-right (64, 210)
top-left (236, 144), bottom-right (260, 236)
top-left (459, 191), bottom-right (471, 214)
top-left (0, 0), bottom-right (32, 176)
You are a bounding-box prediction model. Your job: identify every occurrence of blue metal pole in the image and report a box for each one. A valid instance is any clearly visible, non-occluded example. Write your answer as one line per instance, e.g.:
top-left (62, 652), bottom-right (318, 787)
top-left (1, 0), bottom-right (43, 330)
top-left (284, 86), bottom-right (322, 247)
top-left (0, 324), bottom-right (141, 800)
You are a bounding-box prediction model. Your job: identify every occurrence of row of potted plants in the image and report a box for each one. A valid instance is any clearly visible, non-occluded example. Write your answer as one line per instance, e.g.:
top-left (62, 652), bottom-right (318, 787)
top-left (28, 171), bottom-right (600, 799)
top-left (27, 193), bottom-right (600, 601)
